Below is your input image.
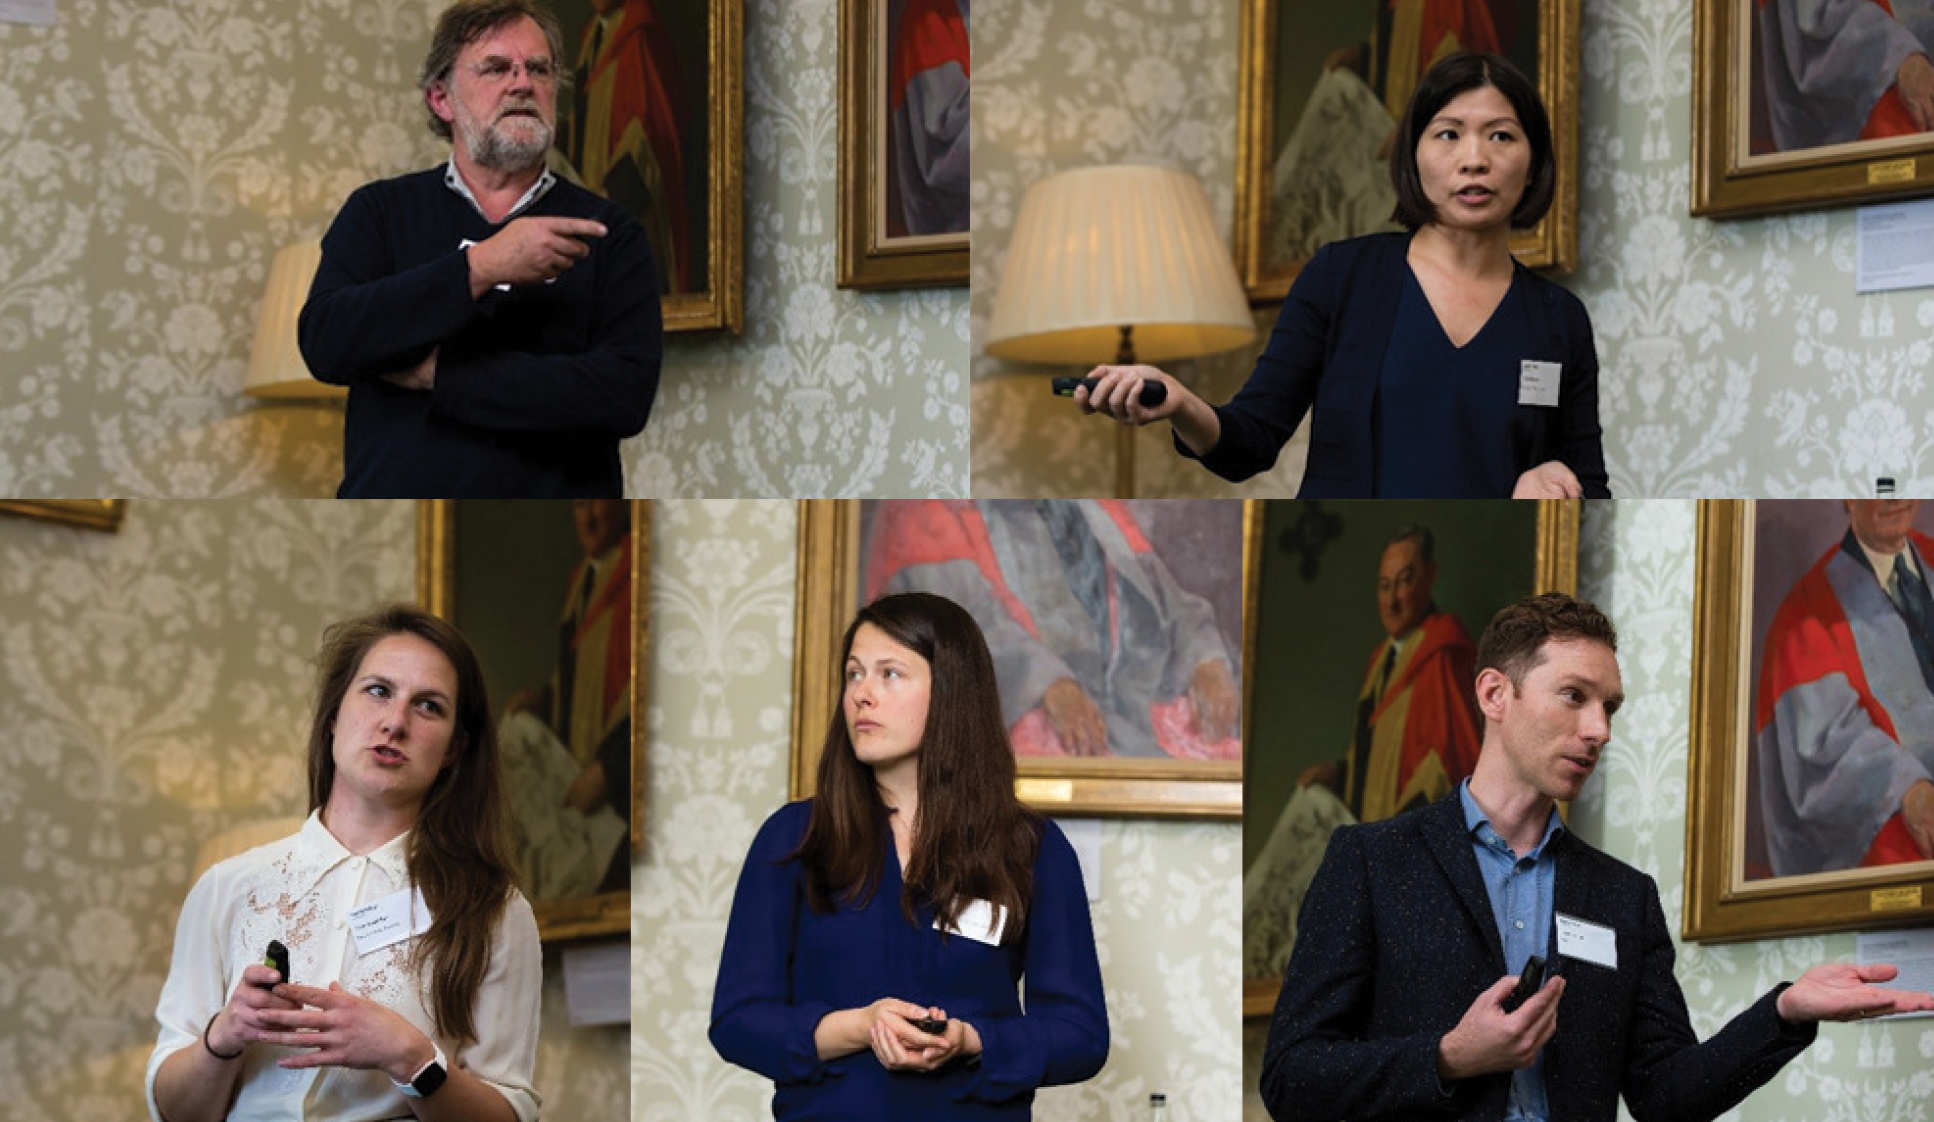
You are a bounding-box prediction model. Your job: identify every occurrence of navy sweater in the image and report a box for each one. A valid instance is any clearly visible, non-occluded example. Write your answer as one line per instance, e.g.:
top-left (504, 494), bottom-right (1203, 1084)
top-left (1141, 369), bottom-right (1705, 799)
top-left (298, 166), bottom-right (662, 498)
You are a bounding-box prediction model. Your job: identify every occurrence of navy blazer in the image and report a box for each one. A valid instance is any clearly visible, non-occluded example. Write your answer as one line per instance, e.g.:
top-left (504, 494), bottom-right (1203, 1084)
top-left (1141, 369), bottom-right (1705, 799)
top-left (1181, 233), bottom-right (1611, 497)
top-left (1261, 795), bottom-right (1813, 1122)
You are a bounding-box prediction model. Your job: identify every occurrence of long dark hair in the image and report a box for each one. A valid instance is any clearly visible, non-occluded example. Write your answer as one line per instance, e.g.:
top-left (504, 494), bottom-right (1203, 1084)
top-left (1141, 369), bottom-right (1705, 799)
top-left (306, 604), bottom-right (514, 1047)
top-left (791, 592), bottom-right (1040, 941)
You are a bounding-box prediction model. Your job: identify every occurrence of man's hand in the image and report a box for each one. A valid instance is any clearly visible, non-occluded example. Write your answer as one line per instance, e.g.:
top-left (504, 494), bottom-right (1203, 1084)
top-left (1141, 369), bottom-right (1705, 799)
top-left (1042, 677), bottom-right (1108, 756)
top-left (1188, 659), bottom-right (1237, 741)
top-left (1903, 779), bottom-right (1934, 857)
top-left (466, 216), bottom-right (608, 297)
top-left (564, 760), bottom-right (606, 813)
top-left (1436, 972), bottom-right (1566, 1080)
top-left (1775, 962), bottom-right (1934, 1023)
top-left (1512, 460), bottom-right (1583, 499)
top-left (381, 347), bottom-right (436, 392)
top-left (1898, 53), bottom-right (1934, 131)
top-left (1297, 759), bottom-right (1341, 792)
top-left (258, 980), bottom-right (433, 1082)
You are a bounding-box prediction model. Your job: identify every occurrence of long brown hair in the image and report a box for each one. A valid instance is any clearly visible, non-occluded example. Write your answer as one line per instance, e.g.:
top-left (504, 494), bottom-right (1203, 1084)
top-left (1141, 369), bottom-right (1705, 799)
top-left (792, 592), bottom-right (1040, 941)
top-left (306, 604), bottom-right (514, 1047)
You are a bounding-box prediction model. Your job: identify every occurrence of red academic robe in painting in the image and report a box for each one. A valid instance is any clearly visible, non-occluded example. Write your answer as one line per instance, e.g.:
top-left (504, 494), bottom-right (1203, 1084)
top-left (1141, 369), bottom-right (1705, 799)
top-left (1344, 611), bottom-right (1482, 823)
top-left (861, 500), bottom-right (1238, 760)
top-left (1753, 530), bottom-right (1934, 877)
top-left (573, 0), bottom-right (693, 292)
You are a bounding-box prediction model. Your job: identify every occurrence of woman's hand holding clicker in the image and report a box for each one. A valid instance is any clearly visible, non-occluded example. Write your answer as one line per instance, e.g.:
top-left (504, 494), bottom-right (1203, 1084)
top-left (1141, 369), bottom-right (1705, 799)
top-left (1073, 365), bottom-right (1185, 426)
top-left (868, 1004), bottom-right (981, 1072)
top-left (206, 964), bottom-right (303, 1058)
top-left (255, 980), bottom-right (435, 1083)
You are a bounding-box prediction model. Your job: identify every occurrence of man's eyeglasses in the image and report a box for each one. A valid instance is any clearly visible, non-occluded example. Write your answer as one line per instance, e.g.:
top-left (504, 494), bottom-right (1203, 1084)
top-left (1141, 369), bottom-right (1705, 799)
top-left (467, 57), bottom-right (557, 85)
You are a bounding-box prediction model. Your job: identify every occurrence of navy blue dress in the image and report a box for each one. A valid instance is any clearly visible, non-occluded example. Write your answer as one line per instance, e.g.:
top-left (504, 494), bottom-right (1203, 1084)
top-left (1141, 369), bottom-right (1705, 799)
top-left (1374, 267), bottom-right (1535, 497)
top-left (710, 800), bottom-right (1108, 1120)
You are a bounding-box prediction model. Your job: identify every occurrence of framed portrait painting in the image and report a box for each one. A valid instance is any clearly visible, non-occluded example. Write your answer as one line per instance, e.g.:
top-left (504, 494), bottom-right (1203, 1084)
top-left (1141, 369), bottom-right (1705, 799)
top-left (1241, 499), bottom-right (1577, 1018)
top-left (791, 500), bottom-right (1246, 817)
top-left (1684, 500), bottom-right (1934, 942)
top-left (552, 0), bottom-right (743, 332)
top-left (1692, 0), bottom-right (1934, 217)
top-left (1233, 0), bottom-right (1580, 303)
top-left (836, 0), bottom-right (970, 289)
top-left (418, 500), bottom-right (648, 942)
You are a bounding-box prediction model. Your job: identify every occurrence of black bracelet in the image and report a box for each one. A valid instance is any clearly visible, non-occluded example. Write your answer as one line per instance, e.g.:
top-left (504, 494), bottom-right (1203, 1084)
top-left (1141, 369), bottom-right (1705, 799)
top-left (202, 1011), bottom-right (243, 1061)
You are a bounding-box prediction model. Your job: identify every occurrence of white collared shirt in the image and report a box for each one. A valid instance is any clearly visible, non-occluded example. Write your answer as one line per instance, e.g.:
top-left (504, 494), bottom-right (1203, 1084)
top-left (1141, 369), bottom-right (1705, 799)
top-left (144, 812), bottom-right (541, 1122)
top-left (1857, 539), bottom-right (1925, 611)
top-left (443, 158), bottom-right (556, 223)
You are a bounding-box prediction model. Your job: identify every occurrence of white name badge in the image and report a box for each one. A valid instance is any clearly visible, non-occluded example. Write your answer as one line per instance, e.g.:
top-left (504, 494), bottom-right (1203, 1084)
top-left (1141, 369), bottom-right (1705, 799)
top-left (1555, 912), bottom-right (1617, 970)
top-left (348, 887), bottom-right (432, 956)
top-left (935, 899), bottom-right (1008, 947)
top-left (1518, 359), bottom-right (1562, 407)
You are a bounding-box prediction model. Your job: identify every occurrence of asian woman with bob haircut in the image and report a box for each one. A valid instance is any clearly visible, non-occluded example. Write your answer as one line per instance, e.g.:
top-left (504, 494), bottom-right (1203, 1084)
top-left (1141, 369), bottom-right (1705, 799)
top-left (146, 605), bottom-right (541, 1122)
top-left (710, 591), bottom-right (1108, 1119)
top-left (1077, 51), bottom-right (1610, 499)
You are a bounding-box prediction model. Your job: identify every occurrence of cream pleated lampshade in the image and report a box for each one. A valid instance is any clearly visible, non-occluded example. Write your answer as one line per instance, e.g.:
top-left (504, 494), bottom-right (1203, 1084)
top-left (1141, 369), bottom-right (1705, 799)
top-left (244, 240), bottom-right (345, 400)
top-left (985, 164), bottom-right (1255, 365)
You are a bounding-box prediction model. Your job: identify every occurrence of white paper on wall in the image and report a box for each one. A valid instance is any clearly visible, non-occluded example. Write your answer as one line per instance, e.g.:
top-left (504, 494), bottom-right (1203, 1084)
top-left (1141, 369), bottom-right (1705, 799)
top-left (1855, 927), bottom-right (1934, 1019)
top-left (0, 0), bottom-right (54, 25)
top-left (1856, 199), bottom-right (1934, 293)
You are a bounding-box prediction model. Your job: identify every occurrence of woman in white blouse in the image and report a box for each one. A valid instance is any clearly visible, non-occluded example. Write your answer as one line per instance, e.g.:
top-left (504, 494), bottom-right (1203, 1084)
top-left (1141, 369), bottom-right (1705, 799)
top-left (146, 605), bottom-right (542, 1122)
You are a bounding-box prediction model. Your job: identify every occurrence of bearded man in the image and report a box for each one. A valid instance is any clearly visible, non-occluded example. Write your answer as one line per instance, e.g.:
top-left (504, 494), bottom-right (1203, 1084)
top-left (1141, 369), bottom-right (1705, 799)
top-left (299, 0), bottom-right (663, 498)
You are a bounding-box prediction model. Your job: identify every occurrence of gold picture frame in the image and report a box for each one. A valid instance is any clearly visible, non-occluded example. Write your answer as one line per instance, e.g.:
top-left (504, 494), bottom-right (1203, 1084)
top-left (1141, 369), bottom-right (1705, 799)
top-left (1233, 0), bottom-right (1579, 304)
top-left (0, 500), bottom-right (125, 531)
top-left (1691, 0), bottom-right (1934, 218)
top-left (791, 500), bottom-right (1248, 817)
top-left (417, 500), bottom-right (649, 942)
top-left (1241, 499), bottom-right (1579, 1017)
top-left (1684, 500), bottom-right (1934, 942)
top-left (836, 0), bottom-right (969, 289)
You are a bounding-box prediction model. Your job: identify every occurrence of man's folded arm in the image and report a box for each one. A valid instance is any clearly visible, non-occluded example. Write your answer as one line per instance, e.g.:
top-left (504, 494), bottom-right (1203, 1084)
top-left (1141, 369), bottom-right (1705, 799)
top-left (297, 189), bottom-right (482, 384)
top-left (429, 217), bottom-right (663, 436)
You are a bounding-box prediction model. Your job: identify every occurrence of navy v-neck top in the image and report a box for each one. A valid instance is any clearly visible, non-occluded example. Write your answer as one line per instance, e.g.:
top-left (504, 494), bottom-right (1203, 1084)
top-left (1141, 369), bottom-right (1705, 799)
top-left (1374, 267), bottom-right (1532, 497)
top-left (710, 800), bottom-right (1108, 1120)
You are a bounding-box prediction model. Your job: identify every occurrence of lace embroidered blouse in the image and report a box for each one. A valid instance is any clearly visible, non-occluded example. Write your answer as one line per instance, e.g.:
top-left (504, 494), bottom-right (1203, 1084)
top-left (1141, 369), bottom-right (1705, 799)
top-left (144, 812), bottom-right (542, 1122)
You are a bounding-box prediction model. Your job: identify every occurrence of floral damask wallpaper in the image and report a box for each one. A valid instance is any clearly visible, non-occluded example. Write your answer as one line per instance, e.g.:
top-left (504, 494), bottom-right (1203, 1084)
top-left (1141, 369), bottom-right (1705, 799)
top-left (0, 500), bottom-right (625, 1121)
top-left (634, 500), bottom-right (1240, 1121)
top-left (0, 0), bottom-right (965, 498)
top-left (974, 0), bottom-right (1934, 497)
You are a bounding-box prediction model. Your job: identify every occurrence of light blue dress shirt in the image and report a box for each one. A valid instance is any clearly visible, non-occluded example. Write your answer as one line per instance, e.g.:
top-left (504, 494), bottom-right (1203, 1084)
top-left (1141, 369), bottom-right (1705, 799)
top-left (1459, 779), bottom-right (1563, 1122)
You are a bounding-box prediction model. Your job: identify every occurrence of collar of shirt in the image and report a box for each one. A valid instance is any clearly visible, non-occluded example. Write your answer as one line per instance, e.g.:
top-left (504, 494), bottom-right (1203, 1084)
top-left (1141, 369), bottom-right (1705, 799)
top-left (443, 158), bottom-right (556, 223)
top-left (286, 810), bottom-right (412, 897)
top-left (1458, 778), bottom-right (1565, 860)
top-left (1855, 538), bottom-right (1922, 597)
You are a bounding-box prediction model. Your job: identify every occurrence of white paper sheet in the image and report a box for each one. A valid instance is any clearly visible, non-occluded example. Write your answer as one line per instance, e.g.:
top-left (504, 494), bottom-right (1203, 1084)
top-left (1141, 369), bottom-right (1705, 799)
top-left (1856, 199), bottom-right (1934, 293)
top-left (562, 939), bottom-right (631, 1027)
top-left (1053, 816), bottom-right (1102, 902)
top-left (1854, 927), bottom-right (1934, 1020)
top-left (0, 0), bottom-right (54, 25)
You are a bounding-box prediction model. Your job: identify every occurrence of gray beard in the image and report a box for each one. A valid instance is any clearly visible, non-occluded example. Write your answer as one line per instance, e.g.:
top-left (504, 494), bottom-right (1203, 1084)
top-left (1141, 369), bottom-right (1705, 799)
top-left (460, 113), bottom-right (552, 172)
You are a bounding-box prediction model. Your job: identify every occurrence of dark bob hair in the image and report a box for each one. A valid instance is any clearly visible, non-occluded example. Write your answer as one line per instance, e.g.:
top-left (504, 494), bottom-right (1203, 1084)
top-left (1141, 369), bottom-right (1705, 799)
top-left (1389, 51), bottom-right (1555, 232)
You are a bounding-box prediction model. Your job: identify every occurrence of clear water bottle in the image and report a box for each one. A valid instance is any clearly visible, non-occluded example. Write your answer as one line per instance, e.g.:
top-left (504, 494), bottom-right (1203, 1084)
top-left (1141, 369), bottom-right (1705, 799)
top-left (1149, 1091), bottom-right (1168, 1121)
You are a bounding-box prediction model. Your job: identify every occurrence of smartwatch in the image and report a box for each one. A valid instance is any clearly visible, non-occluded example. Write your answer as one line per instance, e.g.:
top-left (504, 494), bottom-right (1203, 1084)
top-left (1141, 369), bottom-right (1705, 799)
top-left (394, 1043), bottom-right (448, 1099)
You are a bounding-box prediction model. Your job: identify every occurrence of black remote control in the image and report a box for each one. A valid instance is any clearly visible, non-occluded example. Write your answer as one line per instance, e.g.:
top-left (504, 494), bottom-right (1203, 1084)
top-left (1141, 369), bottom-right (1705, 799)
top-left (1051, 376), bottom-right (1167, 407)
top-left (1502, 954), bottom-right (1547, 1014)
top-left (264, 939), bottom-right (290, 985)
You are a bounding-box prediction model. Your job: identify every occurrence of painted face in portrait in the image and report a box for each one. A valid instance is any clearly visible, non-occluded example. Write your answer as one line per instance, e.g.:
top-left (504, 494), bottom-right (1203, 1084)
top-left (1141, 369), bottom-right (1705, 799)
top-left (329, 632), bottom-right (459, 809)
top-left (432, 15), bottom-right (559, 171)
top-left (1377, 538), bottom-right (1436, 639)
top-left (843, 622), bottom-right (933, 773)
top-left (572, 499), bottom-right (629, 557)
top-left (1414, 83), bottom-right (1530, 233)
top-left (1480, 637), bottom-right (1623, 803)
top-left (1845, 499), bottom-right (1922, 554)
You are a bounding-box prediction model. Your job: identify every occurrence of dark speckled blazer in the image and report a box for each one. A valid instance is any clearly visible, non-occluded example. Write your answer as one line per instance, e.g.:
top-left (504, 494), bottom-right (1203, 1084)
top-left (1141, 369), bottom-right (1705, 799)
top-left (1259, 793), bottom-right (1815, 1122)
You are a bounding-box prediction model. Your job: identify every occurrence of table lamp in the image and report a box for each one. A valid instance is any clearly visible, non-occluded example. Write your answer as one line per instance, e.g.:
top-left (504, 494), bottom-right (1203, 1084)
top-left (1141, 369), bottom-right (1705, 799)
top-left (244, 241), bottom-right (344, 400)
top-left (984, 163), bottom-right (1255, 495)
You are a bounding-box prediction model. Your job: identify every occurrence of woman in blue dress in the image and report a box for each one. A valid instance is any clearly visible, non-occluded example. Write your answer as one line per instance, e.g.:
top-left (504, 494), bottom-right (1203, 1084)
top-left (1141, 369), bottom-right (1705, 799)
top-left (710, 592), bottom-right (1108, 1120)
top-left (1077, 51), bottom-right (1609, 499)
